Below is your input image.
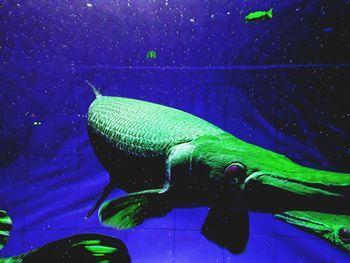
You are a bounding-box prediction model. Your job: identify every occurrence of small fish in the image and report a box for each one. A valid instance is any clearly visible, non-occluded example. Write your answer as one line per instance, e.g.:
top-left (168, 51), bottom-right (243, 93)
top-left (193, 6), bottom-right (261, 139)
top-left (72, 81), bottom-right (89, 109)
top-left (245, 8), bottom-right (273, 22)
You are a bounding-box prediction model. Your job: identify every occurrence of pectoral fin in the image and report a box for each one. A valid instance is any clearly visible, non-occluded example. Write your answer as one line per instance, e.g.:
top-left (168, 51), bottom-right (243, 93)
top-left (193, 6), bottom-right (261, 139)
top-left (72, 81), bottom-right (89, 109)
top-left (98, 189), bottom-right (172, 229)
top-left (275, 211), bottom-right (350, 252)
top-left (201, 208), bottom-right (249, 254)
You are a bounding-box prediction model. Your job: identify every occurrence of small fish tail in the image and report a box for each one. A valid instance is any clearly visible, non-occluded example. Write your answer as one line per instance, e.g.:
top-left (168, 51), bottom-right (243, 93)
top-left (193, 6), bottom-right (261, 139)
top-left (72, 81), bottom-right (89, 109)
top-left (85, 80), bottom-right (102, 98)
top-left (267, 8), bottom-right (273, 18)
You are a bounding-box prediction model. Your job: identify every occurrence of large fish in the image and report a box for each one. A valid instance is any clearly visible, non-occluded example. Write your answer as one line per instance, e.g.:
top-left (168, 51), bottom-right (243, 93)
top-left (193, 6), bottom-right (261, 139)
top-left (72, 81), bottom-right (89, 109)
top-left (85, 81), bottom-right (350, 253)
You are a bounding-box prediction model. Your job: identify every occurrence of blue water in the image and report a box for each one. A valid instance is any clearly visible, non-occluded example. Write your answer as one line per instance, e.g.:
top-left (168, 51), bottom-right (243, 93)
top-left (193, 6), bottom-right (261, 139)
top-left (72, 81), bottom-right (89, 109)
top-left (1, 1), bottom-right (349, 262)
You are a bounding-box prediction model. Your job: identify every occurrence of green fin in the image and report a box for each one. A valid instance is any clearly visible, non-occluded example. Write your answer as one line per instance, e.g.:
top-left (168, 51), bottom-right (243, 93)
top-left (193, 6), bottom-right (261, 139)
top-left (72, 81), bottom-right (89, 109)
top-left (267, 8), bottom-right (273, 18)
top-left (275, 211), bottom-right (350, 252)
top-left (85, 80), bottom-right (102, 98)
top-left (2, 234), bottom-right (130, 262)
top-left (0, 210), bottom-right (12, 250)
top-left (201, 208), bottom-right (249, 254)
top-left (98, 189), bottom-right (172, 229)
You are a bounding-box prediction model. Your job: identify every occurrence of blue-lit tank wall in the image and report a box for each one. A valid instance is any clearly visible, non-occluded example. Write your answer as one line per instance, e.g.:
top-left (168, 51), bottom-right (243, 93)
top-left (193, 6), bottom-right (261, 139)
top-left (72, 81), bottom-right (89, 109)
top-left (1, 0), bottom-right (349, 262)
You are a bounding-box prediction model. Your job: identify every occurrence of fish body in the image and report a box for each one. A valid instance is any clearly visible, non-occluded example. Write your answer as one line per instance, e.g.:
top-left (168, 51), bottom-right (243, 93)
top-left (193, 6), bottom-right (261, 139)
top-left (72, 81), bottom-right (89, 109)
top-left (88, 94), bottom-right (350, 210)
top-left (86, 85), bottom-right (350, 253)
top-left (88, 96), bottom-right (224, 159)
top-left (87, 96), bottom-right (226, 197)
top-left (245, 8), bottom-right (273, 22)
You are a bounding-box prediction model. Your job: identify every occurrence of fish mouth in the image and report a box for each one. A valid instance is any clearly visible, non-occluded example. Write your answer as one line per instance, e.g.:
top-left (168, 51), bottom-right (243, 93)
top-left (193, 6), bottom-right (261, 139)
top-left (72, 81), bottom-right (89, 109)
top-left (275, 211), bottom-right (350, 252)
top-left (242, 170), bottom-right (350, 213)
top-left (244, 171), bottom-right (346, 198)
top-left (275, 211), bottom-right (331, 235)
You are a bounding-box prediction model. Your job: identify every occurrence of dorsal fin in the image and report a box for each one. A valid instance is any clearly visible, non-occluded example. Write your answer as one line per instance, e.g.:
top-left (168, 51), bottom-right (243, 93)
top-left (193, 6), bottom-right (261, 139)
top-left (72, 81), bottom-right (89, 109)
top-left (85, 80), bottom-right (102, 98)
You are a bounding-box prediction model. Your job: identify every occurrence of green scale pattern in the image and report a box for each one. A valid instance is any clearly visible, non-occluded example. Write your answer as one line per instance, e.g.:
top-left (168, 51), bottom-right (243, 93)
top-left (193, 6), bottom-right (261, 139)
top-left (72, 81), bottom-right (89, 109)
top-left (88, 96), bottom-right (225, 158)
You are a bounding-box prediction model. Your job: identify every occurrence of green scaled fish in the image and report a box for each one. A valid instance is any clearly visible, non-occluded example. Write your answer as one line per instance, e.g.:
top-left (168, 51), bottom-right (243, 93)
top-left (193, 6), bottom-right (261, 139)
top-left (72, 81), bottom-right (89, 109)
top-left (245, 8), bottom-right (273, 22)
top-left (0, 210), bottom-right (12, 251)
top-left (0, 234), bottom-right (131, 262)
top-left (84, 81), bottom-right (350, 254)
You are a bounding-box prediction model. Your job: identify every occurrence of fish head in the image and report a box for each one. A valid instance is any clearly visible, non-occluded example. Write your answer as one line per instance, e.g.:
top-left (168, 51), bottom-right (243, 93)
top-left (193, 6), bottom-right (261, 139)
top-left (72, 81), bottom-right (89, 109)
top-left (275, 211), bottom-right (350, 252)
top-left (191, 133), bottom-right (350, 210)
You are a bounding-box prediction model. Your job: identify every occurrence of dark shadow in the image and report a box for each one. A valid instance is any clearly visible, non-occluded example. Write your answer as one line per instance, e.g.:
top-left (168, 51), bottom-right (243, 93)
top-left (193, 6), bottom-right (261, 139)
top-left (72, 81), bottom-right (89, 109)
top-left (201, 208), bottom-right (249, 254)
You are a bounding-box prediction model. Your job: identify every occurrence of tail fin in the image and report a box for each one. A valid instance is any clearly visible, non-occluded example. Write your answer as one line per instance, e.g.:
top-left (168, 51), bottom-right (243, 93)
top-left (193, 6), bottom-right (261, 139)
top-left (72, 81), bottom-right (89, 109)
top-left (85, 80), bottom-right (102, 98)
top-left (86, 182), bottom-right (114, 218)
top-left (267, 8), bottom-right (273, 18)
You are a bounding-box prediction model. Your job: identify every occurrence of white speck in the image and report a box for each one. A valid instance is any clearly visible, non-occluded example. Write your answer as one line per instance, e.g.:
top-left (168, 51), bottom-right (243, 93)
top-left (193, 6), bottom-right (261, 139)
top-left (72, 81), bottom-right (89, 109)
top-left (227, 11), bottom-right (231, 15)
top-left (190, 18), bottom-right (195, 23)
top-left (86, 3), bottom-right (92, 7)
top-left (210, 14), bottom-right (214, 18)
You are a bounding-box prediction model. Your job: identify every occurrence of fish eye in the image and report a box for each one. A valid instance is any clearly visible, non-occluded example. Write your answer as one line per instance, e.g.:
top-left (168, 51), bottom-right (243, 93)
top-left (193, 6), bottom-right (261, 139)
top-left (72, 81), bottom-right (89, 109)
top-left (224, 163), bottom-right (246, 184)
top-left (339, 228), bottom-right (350, 243)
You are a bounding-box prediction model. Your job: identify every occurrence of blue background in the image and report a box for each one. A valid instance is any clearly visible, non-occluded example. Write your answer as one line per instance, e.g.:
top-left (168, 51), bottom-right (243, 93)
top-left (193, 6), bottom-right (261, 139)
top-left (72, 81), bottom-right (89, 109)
top-left (0, 0), bottom-right (349, 262)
